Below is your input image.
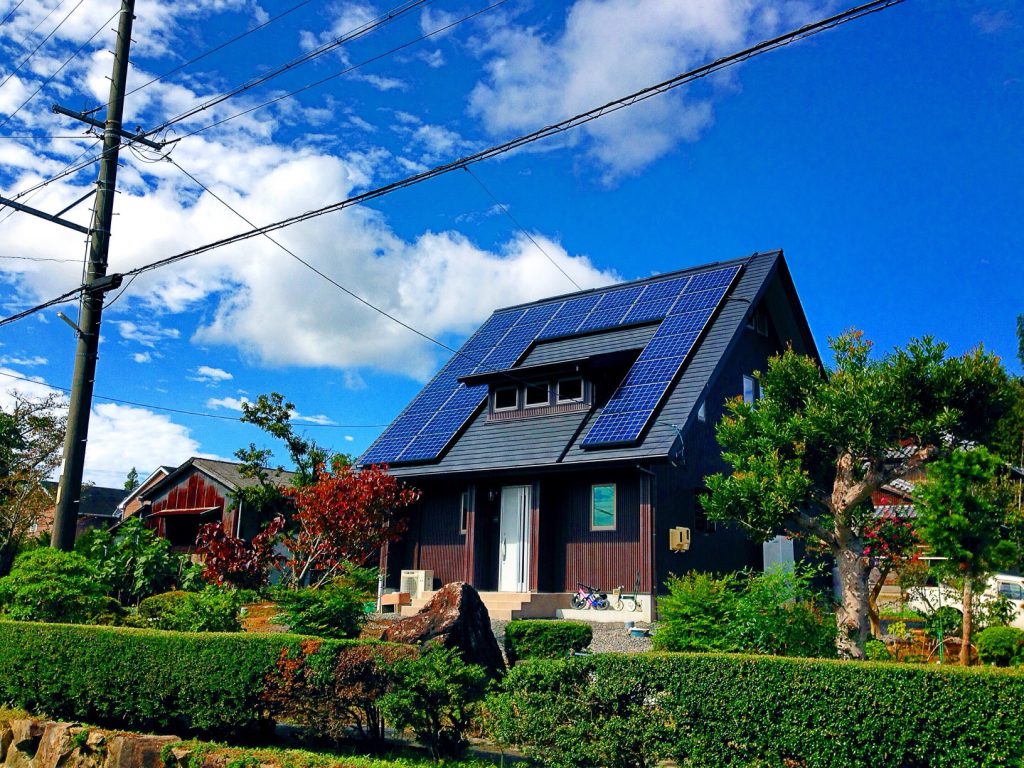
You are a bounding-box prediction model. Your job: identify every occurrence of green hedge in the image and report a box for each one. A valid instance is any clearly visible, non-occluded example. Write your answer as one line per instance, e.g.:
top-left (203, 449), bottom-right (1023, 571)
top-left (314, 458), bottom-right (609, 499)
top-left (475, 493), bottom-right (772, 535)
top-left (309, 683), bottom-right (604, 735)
top-left (486, 652), bottom-right (1024, 768)
top-left (503, 620), bottom-right (592, 665)
top-left (977, 626), bottom-right (1024, 667)
top-left (0, 620), bottom-right (359, 738)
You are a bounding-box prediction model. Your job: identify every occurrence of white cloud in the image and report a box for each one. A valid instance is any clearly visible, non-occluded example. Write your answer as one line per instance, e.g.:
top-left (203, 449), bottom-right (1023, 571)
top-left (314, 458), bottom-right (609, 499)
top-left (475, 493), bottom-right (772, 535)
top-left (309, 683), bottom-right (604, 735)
top-left (344, 434), bottom-right (354, 442)
top-left (0, 355), bottom-right (47, 366)
top-left (133, 352), bottom-right (152, 363)
top-left (468, 0), bottom-right (820, 178)
top-left (190, 365), bottom-right (233, 383)
top-left (0, 367), bottom-right (204, 487)
top-left (117, 321), bottom-right (181, 348)
top-left (205, 395), bottom-right (249, 411)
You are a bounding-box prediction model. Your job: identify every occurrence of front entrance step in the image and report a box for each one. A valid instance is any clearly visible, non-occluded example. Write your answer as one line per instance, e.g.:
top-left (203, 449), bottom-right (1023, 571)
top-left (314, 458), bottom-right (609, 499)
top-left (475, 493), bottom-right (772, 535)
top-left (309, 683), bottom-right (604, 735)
top-left (399, 591), bottom-right (573, 620)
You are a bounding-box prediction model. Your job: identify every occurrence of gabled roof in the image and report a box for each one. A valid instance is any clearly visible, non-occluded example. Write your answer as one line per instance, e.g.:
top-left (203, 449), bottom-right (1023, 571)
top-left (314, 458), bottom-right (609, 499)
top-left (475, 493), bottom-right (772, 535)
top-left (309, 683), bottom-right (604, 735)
top-left (139, 457), bottom-right (296, 501)
top-left (361, 250), bottom-right (817, 477)
top-left (41, 481), bottom-right (127, 518)
top-left (117, 465), bottom-right (174, 513)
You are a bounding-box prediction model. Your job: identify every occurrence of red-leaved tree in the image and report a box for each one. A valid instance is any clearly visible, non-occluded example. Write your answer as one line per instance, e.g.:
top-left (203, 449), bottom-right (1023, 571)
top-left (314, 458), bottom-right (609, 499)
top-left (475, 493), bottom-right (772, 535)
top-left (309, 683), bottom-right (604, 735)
top-left (195, 516), bottom-right (285, 590)
top-left (862, 508), bottom-right (920, 637)
top-left (282, 464), bottom-right (420, 588)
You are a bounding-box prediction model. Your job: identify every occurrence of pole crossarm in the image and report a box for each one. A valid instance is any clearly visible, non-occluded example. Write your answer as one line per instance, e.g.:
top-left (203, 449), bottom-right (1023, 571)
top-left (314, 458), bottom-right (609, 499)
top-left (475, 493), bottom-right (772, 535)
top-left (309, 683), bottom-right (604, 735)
top-left (0, 194), bottom-right (91, 234)
top-left (52, 103), bottom-right (164, 150)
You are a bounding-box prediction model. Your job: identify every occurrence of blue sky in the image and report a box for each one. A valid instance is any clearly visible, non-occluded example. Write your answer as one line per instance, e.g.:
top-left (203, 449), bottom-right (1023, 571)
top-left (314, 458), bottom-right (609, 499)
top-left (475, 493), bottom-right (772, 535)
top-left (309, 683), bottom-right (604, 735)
top-left (0, 0), bottom-right (1021, 486)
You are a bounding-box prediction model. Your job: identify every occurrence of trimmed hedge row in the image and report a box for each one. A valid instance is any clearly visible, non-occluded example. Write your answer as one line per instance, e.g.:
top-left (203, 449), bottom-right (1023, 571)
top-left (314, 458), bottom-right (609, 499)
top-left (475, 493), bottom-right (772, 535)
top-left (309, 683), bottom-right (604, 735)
top-left (486, 652), bottom-right (1024, 768)
top-left (0, 620), bottom-right (359, 738)
top-left (503, 620), bottom-right (592, 665)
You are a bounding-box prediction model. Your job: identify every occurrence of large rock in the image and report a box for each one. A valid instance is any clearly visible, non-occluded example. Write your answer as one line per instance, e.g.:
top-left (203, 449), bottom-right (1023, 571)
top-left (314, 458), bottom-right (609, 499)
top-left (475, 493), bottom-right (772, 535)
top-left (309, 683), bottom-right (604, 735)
top-left (382, 582), bottom-right (505, 677)
top-left (3, 720), bottom-right (45, 768)
top-left (105, 735), bottom-right (180, 768)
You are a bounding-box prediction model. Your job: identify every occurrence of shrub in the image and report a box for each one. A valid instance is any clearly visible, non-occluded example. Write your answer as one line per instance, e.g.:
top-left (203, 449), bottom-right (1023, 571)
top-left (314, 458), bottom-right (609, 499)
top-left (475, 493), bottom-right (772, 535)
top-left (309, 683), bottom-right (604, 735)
top-left (977, 626), bottom-right (1024, 667)
top-left (503, 620), bottom-right (592, 665)
top-left (865, 638), bottom-right (891, 661)
top-left (272, 584), bottom-right (365, 639)
top-left (75, 517), bottom-right (177, 604)
top-left (653, 566), bottom-right (835, 657)
top-left (0, 620), bottom-right (360, 738)
top-left (0, 548), bottom-right (108, 623)
top-left (486, 652), bottom-right (1024, 768)
top-left (135, 588), bottom-right (241, 632)
top-left (265, 639), bottom-right (416, 744)
top-left (379, 646), bottom-right (489, 760)
top-left (924, 605), bottom-right (963, 640)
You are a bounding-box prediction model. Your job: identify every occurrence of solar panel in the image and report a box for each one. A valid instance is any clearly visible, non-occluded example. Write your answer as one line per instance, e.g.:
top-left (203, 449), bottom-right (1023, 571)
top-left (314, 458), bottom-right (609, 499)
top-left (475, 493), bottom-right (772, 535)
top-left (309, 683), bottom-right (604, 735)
top-left (360, 262), bottom-right (743, 464)
top-left (580, 264), bottom-right (741, 447)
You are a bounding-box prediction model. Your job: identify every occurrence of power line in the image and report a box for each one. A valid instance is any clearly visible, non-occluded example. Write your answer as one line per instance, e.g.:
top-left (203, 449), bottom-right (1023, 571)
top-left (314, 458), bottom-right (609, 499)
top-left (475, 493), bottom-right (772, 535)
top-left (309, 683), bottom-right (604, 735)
top-left (0, 253), bottom-right (83, 262)
top-left (146, 0), bottom-right (432, 137)
top-left (0, 0), bottom-right (87, 94)
top-left (166, 0), bottom-right (507, 145)
top-left (0, 7), bottom-right (120, 130)
top-left (0, 134), bottom-right (94, 139)
top-left (0, 1), bottom-right (27, 27)
top-left (463, 166), bottom-right (582, 290)
top-left (118, 0), bottom-right (317, 103)
top-left (0, 369), bottom-right (385, 427)
top-left (0, 0), bottom-right (906, 328)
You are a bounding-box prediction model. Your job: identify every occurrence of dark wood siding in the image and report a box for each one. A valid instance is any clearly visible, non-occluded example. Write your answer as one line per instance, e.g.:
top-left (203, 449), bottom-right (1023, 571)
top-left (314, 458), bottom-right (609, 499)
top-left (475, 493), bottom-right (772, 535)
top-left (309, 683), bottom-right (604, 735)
top-left (403, 482), bottom-right (466, 590)
top-left (148, 471), bottom-right (229, 548)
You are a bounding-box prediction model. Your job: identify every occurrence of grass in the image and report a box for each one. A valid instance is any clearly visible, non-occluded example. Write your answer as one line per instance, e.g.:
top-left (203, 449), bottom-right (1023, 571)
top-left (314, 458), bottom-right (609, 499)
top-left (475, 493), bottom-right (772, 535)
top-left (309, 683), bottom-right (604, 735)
top-left (168, 740), bottom-right (504, 768)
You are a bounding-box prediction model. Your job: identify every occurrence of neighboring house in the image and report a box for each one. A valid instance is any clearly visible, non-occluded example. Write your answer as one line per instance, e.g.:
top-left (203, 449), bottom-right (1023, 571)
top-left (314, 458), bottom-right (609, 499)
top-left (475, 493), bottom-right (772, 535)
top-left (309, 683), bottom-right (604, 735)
top-left (358, 250), bottom-right (819, 620)
top-left (117, 465), bottom-right (174, 520)
top-left (135, 458), bottom-right (295, 550)
top-left (36, 482), bottom-right (128, 538)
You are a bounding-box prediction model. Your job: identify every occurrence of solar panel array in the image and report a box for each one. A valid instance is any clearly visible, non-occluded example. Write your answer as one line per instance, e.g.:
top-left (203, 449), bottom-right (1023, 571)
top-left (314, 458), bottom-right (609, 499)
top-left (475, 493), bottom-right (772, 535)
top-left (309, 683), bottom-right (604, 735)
top-left (359, 264), bottom-right (742, 465)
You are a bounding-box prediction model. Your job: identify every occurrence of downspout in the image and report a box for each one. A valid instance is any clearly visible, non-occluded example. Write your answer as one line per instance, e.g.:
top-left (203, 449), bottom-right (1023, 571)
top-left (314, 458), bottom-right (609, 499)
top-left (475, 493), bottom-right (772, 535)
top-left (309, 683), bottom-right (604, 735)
top-left (636, 464), bottom-right (657, 622)
top-left (234, 499), bottom-right (244, 538)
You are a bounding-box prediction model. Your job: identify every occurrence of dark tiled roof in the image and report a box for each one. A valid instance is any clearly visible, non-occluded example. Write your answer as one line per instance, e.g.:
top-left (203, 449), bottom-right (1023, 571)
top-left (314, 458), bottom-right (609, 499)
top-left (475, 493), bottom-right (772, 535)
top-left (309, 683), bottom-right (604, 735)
top-left (41, 481), bottom-right (127, 518)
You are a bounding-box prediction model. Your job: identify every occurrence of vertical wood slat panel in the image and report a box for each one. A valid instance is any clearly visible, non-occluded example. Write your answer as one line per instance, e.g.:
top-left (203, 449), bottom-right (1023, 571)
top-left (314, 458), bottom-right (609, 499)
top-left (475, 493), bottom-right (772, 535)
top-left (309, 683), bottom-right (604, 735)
top-left (415, 488), bottom-right (465, 588)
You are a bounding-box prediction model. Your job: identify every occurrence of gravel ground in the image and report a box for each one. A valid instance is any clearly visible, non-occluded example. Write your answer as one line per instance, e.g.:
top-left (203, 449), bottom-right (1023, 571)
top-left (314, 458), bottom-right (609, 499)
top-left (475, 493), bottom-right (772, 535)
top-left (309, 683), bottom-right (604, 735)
top-left (491, 618), bottom-right (655, 656)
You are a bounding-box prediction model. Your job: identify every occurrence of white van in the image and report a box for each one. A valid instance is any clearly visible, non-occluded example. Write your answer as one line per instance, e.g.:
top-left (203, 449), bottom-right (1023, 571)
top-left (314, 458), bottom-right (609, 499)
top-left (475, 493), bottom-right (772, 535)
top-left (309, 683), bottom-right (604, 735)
top-left (906, 573), bottom-right (1024, 630)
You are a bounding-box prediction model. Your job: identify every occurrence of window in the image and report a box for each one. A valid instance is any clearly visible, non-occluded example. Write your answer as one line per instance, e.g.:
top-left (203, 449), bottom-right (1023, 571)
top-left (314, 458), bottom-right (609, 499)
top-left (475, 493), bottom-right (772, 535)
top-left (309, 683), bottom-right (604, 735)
top-left (697, 401), bottom-right (706, 422)
top-left (494, 386), bottom-right (518, 411)
top-left (459, 489), bottom-right (470, 534)
top-left (557, 377), bottom-right (584, 403)
top-left (743, 375), bottom-right (759, 405)
top-left (524, 381), bottom-right (550, 407)
top-left (591, 483), bottom-right (616, 530)
top-left (693, 488), bottom-right (716, 533)
top-left (998, 582), bottom-right (1024, 601)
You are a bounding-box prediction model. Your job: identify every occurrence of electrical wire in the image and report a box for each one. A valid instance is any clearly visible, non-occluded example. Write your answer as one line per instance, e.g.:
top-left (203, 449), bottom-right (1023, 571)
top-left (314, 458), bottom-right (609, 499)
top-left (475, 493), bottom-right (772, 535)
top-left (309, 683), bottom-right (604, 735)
top-left (0, 7), bottom-right (119, 130)
top-left (165, 0), bottom-right (507, 145)
top-left (0, 1), bottom-right (27, 27)
top-left (0, 254), bottom-right (84, 262)
top-left (0, 134), bottom-right (94, 139)
top-left (119, 0), bottom-right (317, 103)
top-left (145, 0), bottom-right (431, 137)
top-left (0, 0), bottom-right (87, 93)
top-left (463, 166), bottom-right (582, 291)
top-left (0, 0), bottom-right (907, 329)
top-left (0, 369), bottom-right (385, 427)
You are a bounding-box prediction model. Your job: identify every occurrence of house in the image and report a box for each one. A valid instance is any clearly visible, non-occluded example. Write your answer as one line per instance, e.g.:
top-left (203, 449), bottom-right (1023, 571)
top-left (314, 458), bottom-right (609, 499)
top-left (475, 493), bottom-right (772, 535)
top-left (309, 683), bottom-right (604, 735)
top-left (358, 250), bottom-right (819, 620)
top-left (117, 465), bottom-right (174, 520)
top-left (132, 457), bottom-right (295, 550)
top-left (36, 482), bottom-right (128, 538)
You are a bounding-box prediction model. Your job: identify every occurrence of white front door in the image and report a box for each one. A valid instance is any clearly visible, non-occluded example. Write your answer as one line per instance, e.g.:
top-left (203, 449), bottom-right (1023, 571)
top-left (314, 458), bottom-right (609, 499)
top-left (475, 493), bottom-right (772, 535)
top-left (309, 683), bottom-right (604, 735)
top-left (498, 485), bottom-right (531, 592)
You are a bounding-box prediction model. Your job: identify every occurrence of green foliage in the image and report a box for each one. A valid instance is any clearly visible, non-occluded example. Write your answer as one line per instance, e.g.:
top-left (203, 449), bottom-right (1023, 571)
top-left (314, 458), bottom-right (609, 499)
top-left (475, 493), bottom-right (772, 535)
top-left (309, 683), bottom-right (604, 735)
top-left (916, 448), bottom-right (1016, 579)
top-left (75, 517), bottom-right (177, 604)
top-left (272, 583), bottom-right (366, 639)
top-left (177, 557), bottom-right (208, 592)
top-left (976, 626), bottom-right (1024, 667)
top-left (924, 606), bottom-right (963, 640)
top-left (865, 638), bottom-right (891, 661)
top-left (653, 566), bottom-right (835, 657)
top-left (379, 646), bottom-right (489, 761)
top-left (503, 620), bottom-right (593, 665)
top-left (134, 587), bottom-right (241, 632)
top-left (0, 620), bottom-right (360, 738)
top-left (0, 548), bottom-right (107, 623)
top-left (124, 467), bottom-right (140, 492)
top-left (486, 652), bottom-right (1024, 768)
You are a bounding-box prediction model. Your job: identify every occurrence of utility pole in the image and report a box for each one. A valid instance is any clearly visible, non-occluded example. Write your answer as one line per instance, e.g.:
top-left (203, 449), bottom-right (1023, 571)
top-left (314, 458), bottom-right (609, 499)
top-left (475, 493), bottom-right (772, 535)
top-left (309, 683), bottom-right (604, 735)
top-left (50, 0), bottom-right (137, 550)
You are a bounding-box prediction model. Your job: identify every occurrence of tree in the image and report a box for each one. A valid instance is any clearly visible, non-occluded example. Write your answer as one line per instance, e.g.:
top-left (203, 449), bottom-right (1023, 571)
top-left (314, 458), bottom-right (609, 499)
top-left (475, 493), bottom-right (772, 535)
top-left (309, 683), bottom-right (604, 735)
top-left (123, 467), bottom-right (140, 492)
top-left (75, 516), bottom-right (177, 604)
top-left (194, 516), bottom-right (284, 590)
top-left (861, 508), bottom-right (919, 638)
top-left (0, 392), bottom-right (65, 575)
top-left (702, 332), bottom-right (1011, 659)
top-left (915, 447), bottom-right (1016, 665)
top-left (281, 463), bottom-right (420, 588)
top-left (239, 392), bottom-right (331, 488)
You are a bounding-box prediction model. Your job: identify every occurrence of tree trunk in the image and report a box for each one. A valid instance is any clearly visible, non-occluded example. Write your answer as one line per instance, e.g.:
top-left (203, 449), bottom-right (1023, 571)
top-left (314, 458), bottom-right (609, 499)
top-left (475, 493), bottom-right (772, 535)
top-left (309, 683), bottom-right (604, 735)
top-left (960, 578), bottom-right (973, 666)
top-left (834, 544), bottom-right (870, 659)
top-left (867, 563), bottom-right (890, 639)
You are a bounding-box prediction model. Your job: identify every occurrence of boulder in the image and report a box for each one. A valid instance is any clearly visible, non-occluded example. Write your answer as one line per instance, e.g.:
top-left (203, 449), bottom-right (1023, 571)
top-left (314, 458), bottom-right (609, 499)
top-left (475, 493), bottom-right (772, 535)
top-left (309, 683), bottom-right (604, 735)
top-left (382, 582), bottom-right (505, 677)
top-left (33, 722), bottom-right (76, 768)
top-left (3, 719), bottom-right (46, 768)
top-left (105, 735), bottom-right (180, 768)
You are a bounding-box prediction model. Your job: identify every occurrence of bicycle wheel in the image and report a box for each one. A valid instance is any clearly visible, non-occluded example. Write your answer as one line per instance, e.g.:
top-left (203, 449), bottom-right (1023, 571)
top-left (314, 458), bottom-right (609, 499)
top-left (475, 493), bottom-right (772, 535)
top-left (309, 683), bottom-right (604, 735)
top-left (593, 597), bottom-right (610, 610)
top-left (612, 598), bottom-right (625, 611)
top-left (570, 594), bottom-right (586, 610)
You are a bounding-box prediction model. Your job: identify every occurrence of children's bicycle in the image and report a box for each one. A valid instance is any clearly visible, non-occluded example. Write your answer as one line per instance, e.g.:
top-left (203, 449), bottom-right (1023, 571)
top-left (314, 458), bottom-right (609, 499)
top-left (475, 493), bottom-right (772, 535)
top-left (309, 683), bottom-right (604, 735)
top-left (612, 572), bottom-right (643, 612)
top-left (571, 582), bottom-right (609, 610)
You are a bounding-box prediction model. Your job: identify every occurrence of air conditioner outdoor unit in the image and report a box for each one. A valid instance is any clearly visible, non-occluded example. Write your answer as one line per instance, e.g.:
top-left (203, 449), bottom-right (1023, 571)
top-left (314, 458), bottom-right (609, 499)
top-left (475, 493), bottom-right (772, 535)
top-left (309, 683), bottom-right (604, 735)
top-left (400, 569), bottom-right (434, 598)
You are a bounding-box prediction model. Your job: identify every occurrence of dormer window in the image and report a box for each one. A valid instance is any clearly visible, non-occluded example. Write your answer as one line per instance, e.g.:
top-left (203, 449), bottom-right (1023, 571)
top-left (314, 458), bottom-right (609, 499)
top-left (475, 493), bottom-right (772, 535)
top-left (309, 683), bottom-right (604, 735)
top-left (557, 377), bottom-right (583, 403)
top-left (494, 386), bottom-right (518, 411)
top-left (525, 382), bottom-right (550, 407)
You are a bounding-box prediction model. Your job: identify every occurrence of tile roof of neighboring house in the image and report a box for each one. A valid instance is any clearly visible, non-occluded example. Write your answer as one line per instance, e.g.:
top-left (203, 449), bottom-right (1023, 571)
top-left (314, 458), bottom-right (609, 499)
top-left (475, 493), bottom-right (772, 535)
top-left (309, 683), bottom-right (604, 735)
top-left (41, 481), bottom-right (128, 518)
top-left (139, 457), bottom-right (297, 502)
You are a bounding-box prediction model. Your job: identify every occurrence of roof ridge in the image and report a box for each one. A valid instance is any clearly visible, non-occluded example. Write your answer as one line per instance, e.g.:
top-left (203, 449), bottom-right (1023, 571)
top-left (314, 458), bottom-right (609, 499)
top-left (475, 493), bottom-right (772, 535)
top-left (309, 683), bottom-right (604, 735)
top-left (494, 250), bottom-right (778, 313)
